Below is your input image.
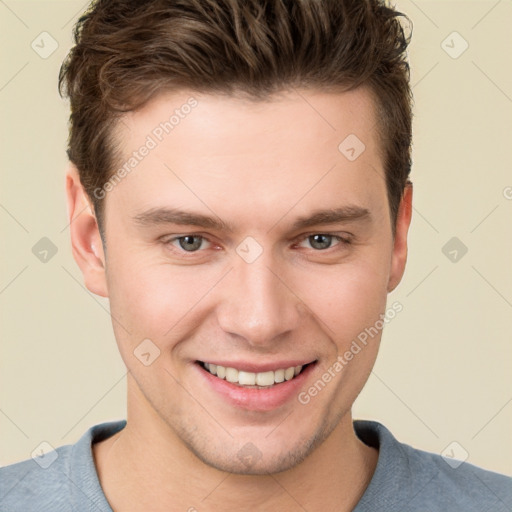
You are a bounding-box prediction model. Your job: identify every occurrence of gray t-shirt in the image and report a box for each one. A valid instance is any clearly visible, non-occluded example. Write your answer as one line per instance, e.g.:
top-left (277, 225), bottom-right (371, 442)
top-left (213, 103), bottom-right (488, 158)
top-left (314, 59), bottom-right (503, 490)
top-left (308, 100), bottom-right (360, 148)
top-left (1, 419), bottom-right (511, 511)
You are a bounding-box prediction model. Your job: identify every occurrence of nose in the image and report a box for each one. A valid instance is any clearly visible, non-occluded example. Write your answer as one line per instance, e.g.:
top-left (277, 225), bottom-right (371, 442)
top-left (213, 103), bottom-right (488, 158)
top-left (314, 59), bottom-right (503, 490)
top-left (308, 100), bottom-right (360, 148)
top-left (216, 254), bottom-right (302, 347)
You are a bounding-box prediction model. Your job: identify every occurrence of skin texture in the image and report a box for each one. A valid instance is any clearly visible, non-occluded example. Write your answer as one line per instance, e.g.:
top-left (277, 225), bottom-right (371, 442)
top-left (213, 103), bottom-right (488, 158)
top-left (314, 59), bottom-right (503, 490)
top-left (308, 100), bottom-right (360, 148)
top-left (66, 87), bottom-right (413, 511)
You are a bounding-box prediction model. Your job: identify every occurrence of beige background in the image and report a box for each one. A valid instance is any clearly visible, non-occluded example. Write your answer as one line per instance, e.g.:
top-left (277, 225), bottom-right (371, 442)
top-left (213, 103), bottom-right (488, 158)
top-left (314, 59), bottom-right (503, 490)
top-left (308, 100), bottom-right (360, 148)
top-left (1, 0), bottom-right (511, 475)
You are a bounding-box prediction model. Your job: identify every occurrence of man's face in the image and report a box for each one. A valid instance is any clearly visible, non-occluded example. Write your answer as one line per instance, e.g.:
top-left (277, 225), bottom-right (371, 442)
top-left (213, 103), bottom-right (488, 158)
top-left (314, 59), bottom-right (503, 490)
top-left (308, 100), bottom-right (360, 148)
top-left (82, 87), bottom-right (409, 474)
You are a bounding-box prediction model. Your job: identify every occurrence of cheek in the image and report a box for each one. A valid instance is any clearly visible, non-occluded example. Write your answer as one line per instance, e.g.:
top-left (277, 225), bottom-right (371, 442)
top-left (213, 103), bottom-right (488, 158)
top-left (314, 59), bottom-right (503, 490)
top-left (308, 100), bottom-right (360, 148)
top-left (105, 248), bottom-right (222, 352)
top-left (105, 248), bottom-right (173, 347)
top-left (295, 253), bottom-right (390, 341)
top-left (295, 259), bottom-right (389, 406)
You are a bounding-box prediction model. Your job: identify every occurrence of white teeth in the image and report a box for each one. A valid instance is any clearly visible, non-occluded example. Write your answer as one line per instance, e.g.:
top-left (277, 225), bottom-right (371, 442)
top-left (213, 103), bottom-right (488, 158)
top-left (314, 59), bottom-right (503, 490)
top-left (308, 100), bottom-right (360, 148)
top-left (225, 367), bottom-right (239, 383)
top-left (284, 367), bottom-right (295, 381)
top-left (238, 371), bottom-right (256, 386)
top-left (202, 363), bottom-right (304, 387)
top-left (274, 369), bottom-right (285, 383)
top-left (256, 371), bottom-right (275, 386)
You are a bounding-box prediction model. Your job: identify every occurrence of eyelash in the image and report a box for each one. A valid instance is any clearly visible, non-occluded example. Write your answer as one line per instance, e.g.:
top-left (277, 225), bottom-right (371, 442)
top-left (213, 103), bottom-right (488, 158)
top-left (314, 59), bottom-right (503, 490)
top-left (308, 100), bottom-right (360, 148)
top-left (161, 233), bottom-right (352, 256)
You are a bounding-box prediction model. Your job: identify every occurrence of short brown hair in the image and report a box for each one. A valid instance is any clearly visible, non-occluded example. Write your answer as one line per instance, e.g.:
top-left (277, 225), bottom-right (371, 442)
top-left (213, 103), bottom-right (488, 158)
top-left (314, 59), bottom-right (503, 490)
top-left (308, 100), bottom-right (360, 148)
top-left (59, 0), bottom-right (413, 240)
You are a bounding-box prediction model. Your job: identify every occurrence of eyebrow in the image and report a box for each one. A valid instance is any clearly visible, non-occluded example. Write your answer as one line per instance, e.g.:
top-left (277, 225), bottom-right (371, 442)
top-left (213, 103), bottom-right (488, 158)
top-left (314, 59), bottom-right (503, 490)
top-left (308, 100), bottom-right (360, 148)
top-left (131, 205), bottom-right (371, 233)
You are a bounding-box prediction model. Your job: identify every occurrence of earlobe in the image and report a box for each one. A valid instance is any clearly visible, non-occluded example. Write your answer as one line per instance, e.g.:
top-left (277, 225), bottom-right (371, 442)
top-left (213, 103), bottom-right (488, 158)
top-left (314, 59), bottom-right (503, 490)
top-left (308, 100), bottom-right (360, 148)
top-left (387, 182), bottom-right (413, 293)
top-left (65, 165), bottom-right (109, 298)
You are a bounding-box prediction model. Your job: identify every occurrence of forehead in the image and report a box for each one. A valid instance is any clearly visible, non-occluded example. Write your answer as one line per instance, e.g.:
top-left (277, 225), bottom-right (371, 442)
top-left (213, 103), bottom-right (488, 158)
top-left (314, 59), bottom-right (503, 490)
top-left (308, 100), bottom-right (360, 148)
top-left (118, 86), bottom-right (379, 154)
top-left (106, 87), bottom-right (387, 231)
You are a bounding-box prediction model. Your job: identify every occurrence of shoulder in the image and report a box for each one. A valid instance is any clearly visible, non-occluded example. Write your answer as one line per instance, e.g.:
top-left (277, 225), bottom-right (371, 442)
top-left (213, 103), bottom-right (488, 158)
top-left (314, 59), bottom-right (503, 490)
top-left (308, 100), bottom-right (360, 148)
top-left (0, 445), bottom-right (73, 512)
top-left (354, 420), bottom-right (512, 512)
top-left (401, 438), bottom-right (512, 510)
top-left (0, 420), bottom-right (126, 512)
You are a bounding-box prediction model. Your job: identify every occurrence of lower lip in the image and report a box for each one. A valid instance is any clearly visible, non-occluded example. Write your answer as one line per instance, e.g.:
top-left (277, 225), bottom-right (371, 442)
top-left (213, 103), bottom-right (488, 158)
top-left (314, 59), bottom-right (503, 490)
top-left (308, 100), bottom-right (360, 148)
top-left (194, 362), bottom-right (317, 411)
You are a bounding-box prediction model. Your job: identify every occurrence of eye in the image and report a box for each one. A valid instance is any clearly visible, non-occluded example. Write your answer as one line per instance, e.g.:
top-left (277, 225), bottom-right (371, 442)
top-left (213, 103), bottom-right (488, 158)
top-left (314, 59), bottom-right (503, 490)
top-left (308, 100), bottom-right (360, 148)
top-left (169, 235), bottom-right (210, 252)
top-left (298, 234), bottom-right (349, 251)
top-left (162, 233), bottom-right (350, 256)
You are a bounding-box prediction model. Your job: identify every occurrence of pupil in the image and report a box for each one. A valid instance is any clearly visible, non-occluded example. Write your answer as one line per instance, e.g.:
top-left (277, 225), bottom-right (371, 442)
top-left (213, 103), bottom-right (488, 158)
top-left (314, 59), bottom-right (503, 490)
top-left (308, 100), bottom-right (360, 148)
top-left (179, 236), bottom-right (201, 251)
top-left (310, 234), bottom-right (331, 250)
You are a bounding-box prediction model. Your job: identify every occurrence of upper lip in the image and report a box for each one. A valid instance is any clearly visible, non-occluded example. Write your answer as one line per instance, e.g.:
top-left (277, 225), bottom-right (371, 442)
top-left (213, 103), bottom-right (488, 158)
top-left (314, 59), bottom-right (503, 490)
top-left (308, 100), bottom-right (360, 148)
top-left (197, 359), bottom-right (316, 373)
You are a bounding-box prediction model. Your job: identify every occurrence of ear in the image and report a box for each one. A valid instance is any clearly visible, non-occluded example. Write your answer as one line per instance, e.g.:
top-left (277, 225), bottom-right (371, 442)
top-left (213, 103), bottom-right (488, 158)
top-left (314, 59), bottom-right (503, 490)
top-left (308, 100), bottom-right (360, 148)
top-left (65, 165), bottom-right (109, 297)
top-left (387, 182), bottom-right (413, 293)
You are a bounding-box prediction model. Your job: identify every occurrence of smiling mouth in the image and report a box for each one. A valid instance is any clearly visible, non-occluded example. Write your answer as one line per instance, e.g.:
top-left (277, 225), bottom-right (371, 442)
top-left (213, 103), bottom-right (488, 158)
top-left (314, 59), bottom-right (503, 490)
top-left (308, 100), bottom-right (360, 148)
top-left (196, 361), bottom-right (315, 388)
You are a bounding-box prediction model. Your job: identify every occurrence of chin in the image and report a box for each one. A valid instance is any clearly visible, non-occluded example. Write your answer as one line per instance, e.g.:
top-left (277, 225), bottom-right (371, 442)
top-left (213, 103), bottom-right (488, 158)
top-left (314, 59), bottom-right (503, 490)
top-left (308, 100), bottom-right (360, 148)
top-left (176, 417), bottom-right (334, 476)
top-left (188, 442), bottom-right (312, 475)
